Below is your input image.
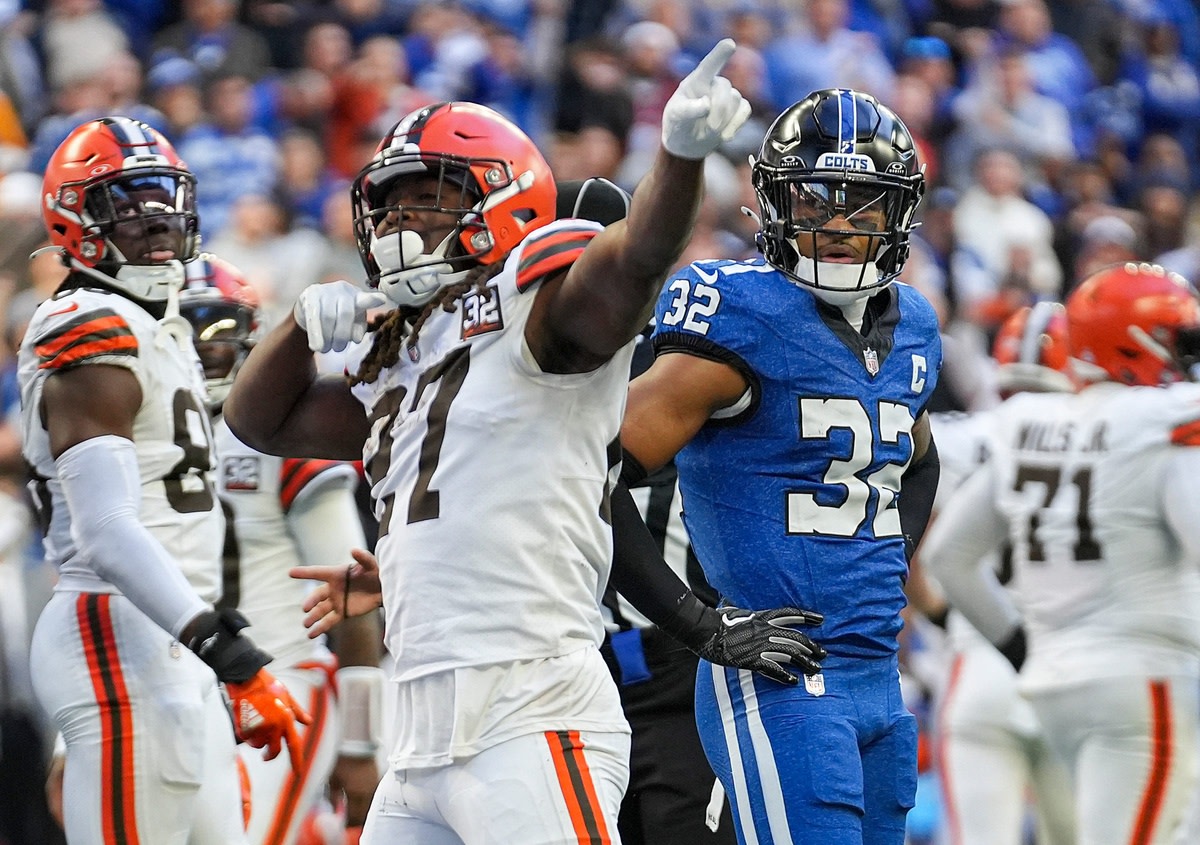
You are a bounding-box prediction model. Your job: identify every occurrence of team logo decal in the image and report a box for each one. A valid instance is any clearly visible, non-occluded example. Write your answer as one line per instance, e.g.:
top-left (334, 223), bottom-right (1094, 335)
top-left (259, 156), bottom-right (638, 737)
top-left (223, 456), bottom-right (261, 491)
top-left (461, 283), bottom-right (504, 339)
top-left (864, 346), bottom-right (879, 376)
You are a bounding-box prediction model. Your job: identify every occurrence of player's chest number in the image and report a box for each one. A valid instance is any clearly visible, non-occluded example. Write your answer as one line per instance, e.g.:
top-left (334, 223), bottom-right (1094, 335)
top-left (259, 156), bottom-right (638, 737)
top-left (367, 346), bottom-right (470, 537)
top-left (787, 397), bottom-right (912, 538)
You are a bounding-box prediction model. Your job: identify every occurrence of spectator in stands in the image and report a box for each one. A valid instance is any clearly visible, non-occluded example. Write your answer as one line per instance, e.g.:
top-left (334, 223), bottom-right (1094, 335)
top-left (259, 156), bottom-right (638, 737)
top-left (28, 51), bottom-right (168, 172)
top-left (276, 126), bottom-right (340, 231)
top-left (1133, 170), bottom-right (1190, 260)
top-left (145, 52), bottom-right (205, 139)
top-left (945, 46), bottom-right (1075, 193)
top-left (953, 147), bottom-right (1064, 329)
top-left (1116, 9), bottom-right (1200, 171)
top-left (38, 0), bottom-right (129, 93)
top-left (1071, 214), bottom-right (1142, 285)
top-left (993, 0), bottom-right (1097, 152)
top-left (898, 35), bottom-right (961, 142)
top-left (763, 0), bottom-right (896, 111)
top-left (154, 0), bottom-right (272, 82)
top-left (178, 71), bottom-right (281, 238)
top-left (0, 0), bottom-right (44, 135)
top-left (554, 36), bottom-right (634, 141)
top-left (615, 20), bottom-right (682, 187)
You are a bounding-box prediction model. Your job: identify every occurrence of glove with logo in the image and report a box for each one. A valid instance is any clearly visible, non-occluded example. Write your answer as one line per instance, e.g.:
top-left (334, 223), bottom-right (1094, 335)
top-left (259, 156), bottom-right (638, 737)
top-left (660, 38), bottom-right (752, 160)
top-left (662, 593), bottom-right (826, 685)
top-left (226, 670), bottom-right (312, 771)
top-left (185, 608), bottom-right (312, 770)
top-left (293, 280), bottom-right (388, 353)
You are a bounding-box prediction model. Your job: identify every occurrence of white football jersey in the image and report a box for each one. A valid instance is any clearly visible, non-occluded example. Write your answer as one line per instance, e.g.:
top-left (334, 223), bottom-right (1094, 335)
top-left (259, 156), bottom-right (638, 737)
top-left (19, 286), bottom-right (223, 600)
top-left (351, 219), bottom-right (633, 682)
top-left (988, 383), bottom-right (1200, 690)
top-left (929, 409), bottom-right (1005, 653)
top-left (213, 417), bottom-right (357, 668)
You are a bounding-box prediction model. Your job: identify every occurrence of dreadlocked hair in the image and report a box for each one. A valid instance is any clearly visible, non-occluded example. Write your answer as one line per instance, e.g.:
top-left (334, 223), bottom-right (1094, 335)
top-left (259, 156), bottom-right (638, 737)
top-left (349, 263), bottom-right (506, 386)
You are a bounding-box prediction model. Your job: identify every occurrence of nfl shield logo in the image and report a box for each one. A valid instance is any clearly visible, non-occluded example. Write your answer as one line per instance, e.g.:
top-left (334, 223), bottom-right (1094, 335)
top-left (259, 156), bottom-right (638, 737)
top-left (864, 347), bottom-right (879, 375)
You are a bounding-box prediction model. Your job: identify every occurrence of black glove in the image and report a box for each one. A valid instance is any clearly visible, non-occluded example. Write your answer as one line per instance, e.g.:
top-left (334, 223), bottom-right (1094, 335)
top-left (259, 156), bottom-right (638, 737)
top-left (662, 593), bottom-right (827, 685)
top-left (184, 607), bottom-right (273, 684)
top-left (997, 624), bottom-right (1027, 673)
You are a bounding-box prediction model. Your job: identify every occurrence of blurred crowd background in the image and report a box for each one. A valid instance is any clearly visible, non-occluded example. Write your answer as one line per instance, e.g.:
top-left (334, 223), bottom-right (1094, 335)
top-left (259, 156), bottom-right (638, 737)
top-left (0, 0), bottom-right (1197, 842)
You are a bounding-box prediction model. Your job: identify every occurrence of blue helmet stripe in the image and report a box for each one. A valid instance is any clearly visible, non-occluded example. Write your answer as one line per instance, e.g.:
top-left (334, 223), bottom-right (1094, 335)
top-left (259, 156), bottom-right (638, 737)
top-left (838, 90), bottom-right (856, 154)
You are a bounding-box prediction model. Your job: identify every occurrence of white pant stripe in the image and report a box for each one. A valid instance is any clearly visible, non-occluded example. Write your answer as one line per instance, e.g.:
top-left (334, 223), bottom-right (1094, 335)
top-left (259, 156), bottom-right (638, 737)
top-left (738, 668), bottom-right (794, 845)
top-left (710, 661), bottom-right (761, 845)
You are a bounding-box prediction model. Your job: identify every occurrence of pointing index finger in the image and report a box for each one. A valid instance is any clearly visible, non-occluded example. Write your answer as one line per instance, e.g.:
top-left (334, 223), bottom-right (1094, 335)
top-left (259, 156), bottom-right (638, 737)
top-left (681, 38), bottom-right (737, 95)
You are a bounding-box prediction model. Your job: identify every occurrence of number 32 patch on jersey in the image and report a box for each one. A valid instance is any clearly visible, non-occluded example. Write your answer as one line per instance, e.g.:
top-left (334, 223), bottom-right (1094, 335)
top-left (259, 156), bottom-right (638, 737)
top-left (223, 456), bottom-right (261, 491)
top-left (461, 284), bottom-right (504, 339)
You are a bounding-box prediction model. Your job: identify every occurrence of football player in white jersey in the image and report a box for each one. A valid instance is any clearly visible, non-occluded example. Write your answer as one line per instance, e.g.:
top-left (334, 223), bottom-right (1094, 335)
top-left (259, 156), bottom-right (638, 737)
top-left (917, 302), bottom-right (1075, 845)
top-left (923, 263), bottom-right (1200, 845)
top-left (179, 255), bottom-right (383, 845)
top-left (21, 117), bottom-right (308, 844)
top-left (224, 40), bottom-right (824, 845)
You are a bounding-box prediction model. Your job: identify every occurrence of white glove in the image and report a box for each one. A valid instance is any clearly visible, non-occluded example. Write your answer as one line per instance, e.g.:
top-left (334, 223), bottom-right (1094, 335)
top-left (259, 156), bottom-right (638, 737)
top-left (293, 281), bottom-right (388, 353)
top-left (661, 38), bottom-right (752, 160)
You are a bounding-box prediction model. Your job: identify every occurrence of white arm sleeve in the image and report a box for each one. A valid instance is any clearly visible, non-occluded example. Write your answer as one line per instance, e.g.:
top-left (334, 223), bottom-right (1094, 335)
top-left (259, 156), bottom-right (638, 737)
top-left (1162, 448), bottom-right (1200, 565)
top-left (287, 471), bottom-right (367, 569)
top-left (922, 461), bottom-right (1023, 644)
top-left (56, 435), bottom-right (210, 638)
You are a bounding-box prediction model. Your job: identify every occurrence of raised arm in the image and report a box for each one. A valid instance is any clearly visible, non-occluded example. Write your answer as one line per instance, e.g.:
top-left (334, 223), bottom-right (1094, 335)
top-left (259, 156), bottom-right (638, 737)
top-left (224, 282), bottom-right (378, 459)
top-left (527, 39), bottom-right (751, 371)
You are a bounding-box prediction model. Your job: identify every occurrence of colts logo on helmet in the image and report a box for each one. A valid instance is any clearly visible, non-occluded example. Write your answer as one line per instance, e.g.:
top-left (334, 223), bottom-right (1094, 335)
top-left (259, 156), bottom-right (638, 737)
top-left (818, 152), bottom-right (872, 172)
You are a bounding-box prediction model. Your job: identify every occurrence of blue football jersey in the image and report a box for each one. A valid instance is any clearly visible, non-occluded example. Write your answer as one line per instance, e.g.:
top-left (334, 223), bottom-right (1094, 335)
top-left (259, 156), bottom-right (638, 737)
top-left (651, 258), bottom-right (943, 658)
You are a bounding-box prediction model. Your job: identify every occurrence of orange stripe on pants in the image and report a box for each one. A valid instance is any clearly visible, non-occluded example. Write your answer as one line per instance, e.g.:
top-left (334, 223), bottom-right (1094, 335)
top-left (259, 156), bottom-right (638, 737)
top-left (263, 677), bottom-right (331, 845)
top-left (544, 730), bottom-right (611, 845)
top-left (935, 653), bottom-right (966, 845)
top-left (77, 594), bottom-right (141, 845)
top-left (1130, 680), bottom-right (1173, 845)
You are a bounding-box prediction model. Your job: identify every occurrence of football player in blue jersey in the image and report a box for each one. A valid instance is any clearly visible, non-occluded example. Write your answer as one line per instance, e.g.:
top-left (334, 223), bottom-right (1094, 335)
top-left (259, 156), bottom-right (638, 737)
top-left (610, 88), bottom-right (943, 845)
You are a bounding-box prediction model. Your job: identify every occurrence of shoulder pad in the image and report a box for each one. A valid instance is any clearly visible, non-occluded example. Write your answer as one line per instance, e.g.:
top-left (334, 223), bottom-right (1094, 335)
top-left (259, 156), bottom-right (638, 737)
top-left (514, 220), bottom-right (603, 293)
top-left (32, 300), bottom-right (138, 371)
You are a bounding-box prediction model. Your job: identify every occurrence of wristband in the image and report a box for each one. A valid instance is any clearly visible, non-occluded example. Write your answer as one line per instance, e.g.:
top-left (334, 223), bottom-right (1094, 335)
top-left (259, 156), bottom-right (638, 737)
top-left (336, 666), bottom-right (385, 758)
top-left (658, 591), bottom-right (717, 652)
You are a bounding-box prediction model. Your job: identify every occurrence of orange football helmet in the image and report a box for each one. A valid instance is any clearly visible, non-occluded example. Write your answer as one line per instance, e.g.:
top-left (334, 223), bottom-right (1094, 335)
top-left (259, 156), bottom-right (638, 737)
top-left (42, 116), bottom-right (200, 302)
top-left (992, 301), bottom-right (1074, 395)
top-left (1066, 262), bottom-right (1200, 386)
top-left (178, 254), bottom-right (260, 409)
top-left (350, 101), bottom-right (556, 303)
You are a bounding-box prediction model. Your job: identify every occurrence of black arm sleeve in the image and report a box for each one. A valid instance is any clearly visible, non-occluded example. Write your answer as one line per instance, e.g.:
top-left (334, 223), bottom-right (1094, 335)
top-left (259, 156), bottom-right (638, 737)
top-left (608, 478), bottom-right (714, 648)
top-left (899, 433), bottom-right (940, 560)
